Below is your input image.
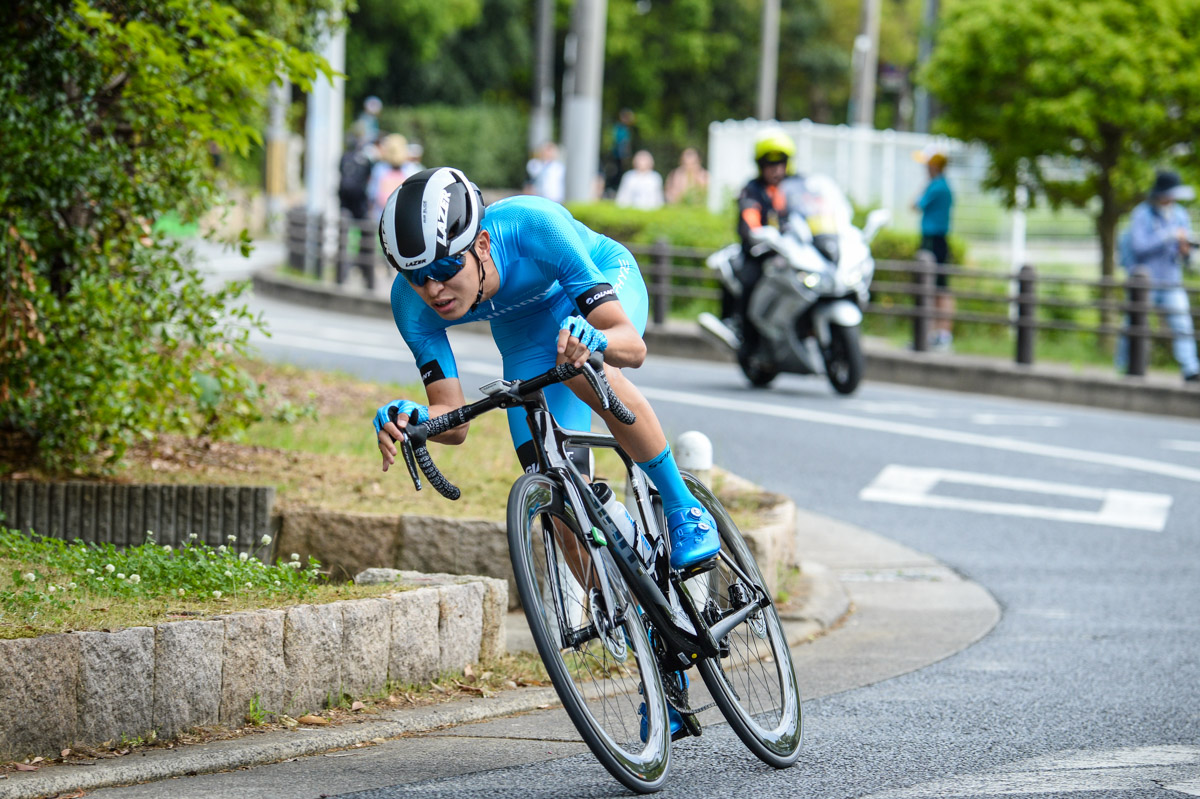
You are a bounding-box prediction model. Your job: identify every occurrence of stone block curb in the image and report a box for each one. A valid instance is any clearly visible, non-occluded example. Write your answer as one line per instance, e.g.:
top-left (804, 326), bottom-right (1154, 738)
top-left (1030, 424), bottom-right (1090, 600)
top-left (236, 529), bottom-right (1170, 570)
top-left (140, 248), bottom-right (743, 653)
top-left (0, 574), bottom-right (506, 762)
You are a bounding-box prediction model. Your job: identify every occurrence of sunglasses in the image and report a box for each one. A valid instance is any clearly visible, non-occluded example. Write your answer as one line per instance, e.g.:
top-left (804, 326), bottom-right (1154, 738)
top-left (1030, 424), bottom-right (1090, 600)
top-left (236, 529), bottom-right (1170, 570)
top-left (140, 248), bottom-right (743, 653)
top-left (403, 248), bottom-right (473, 287)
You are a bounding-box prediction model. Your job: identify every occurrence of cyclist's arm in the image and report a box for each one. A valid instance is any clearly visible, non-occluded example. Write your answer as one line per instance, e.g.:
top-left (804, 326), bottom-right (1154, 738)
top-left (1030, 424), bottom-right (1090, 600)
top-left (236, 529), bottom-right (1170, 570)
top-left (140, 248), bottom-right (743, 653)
top-left (559, 301), bottom-right (646, 369)
top-left (376, 378), bottom-right (470, 472)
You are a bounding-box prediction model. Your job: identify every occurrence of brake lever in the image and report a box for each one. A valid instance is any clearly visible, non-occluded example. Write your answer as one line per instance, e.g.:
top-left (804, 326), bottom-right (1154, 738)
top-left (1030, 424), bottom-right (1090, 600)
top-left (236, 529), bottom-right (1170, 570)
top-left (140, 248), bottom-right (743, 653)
top-left (390, 406), bottom-right (425, 491)
top-left (578, 361), bottom-right (610, 411)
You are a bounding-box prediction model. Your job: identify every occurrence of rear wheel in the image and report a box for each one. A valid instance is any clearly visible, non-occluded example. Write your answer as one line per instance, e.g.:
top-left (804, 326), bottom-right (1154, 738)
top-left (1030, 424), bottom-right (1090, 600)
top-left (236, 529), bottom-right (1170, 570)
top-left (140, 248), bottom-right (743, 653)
top-left (507, 472), bottom-right (671, 793)
top-left (679, 473), bottom-right (803, 768)
top-left (824, 323), bottom-right (863, 395)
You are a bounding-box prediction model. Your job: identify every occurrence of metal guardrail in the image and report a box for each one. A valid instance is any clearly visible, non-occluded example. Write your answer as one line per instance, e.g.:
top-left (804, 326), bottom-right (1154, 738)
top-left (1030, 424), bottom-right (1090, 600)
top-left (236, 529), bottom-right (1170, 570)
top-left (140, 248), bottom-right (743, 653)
top-left (285, 208), bottom-right (1198, 374)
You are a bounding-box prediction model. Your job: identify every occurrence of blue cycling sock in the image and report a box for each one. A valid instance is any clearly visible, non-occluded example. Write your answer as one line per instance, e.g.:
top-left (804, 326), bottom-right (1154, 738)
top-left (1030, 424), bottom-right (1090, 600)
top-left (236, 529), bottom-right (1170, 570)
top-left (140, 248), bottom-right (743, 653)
top-left (635, 444), bottom-right (697, 517)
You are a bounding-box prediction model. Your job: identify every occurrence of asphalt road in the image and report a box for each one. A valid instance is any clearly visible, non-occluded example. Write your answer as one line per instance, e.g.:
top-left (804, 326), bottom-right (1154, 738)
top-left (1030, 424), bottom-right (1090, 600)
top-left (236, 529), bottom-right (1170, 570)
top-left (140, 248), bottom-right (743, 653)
top-left (151, 247), bottom-right (1200, 798)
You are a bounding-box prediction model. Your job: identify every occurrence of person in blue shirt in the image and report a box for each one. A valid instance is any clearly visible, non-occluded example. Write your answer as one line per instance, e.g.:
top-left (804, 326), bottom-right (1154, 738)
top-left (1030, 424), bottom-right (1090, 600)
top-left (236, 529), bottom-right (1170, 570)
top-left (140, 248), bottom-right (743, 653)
top-left (1117, 170), bottom-right (1200, 382)
top-left (913, 150), bottom-right (954, 349)
top-left (371, 167), bottom-right (721, 579)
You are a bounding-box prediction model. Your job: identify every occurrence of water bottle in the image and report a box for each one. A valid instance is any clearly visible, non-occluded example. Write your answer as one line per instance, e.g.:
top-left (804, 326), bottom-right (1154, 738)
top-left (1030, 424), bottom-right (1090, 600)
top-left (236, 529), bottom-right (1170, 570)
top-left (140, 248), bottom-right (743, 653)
top-left (591, 483), bottom-right (653, 564)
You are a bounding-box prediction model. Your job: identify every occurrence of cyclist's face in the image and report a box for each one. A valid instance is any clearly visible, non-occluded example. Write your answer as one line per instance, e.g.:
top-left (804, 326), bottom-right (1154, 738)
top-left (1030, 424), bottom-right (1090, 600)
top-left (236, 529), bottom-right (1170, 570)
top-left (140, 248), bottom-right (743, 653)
top-left (759, 157), bottom-right (787, 186)
top-left (413, 245), bottom-right (481, 319)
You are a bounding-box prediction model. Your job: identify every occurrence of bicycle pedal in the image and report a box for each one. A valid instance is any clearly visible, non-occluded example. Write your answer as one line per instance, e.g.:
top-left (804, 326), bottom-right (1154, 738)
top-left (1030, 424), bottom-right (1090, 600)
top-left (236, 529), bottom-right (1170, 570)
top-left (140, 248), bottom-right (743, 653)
top-left (673, 712), bottom-right (702, 741)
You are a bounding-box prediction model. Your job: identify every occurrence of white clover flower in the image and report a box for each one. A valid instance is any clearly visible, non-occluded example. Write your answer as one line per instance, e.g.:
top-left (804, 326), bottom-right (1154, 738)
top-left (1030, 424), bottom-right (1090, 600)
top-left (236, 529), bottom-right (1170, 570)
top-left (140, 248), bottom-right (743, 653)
top-left (290, 553), bottom-right (299, 561)
top-left (289, 561), bottom-right (301, 569)
top-left (48, 585), bottom-right (56, 593)
top-left (178, 588), bottom-right (186, 596)
top-left (68, 582), bottom-right (77, 589)
top-left (227, 534), bottom-right (237, 543)
top-left (239, 552), bottom-right (249, 562)
top-left (260, 535), bottom-right (272, 546)
top-left (218, 545), bottom-right (227, 553)
top-left (189, 533), bottom-right (198, 539)
top-left (129, 574), bottom-right (141, 585)
top-left (117, 573), bottom-right (126, 580)
top-left (86, 568), bottom-right (95, 575)
top-left (104, 564), bottom-right (115, 574)
top-left (162, 545), bottom-right (172, 552)
top-left (212, 590), bottom-right (222, 598)
top-left (245, 582), bottom-right (253, 589)
top-left (224, 570), bottom-right (233, 578)
top-left (96, 576), bottom-right (104, 582)
top-left (273, 580), bottom-right (281, 587)
top-left (23, 573), bottom-right (35, 582)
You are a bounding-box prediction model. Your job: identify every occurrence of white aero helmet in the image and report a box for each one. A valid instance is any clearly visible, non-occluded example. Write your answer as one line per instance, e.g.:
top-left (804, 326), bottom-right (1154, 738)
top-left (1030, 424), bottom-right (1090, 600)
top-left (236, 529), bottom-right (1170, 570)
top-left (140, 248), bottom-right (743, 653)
top-left (378, 167), bottom-right (484, 273)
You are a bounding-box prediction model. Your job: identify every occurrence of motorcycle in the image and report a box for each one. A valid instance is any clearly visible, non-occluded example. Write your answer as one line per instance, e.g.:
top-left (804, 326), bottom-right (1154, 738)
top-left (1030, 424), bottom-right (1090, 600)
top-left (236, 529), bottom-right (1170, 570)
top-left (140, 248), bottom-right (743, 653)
top-left (698, 174), bottom-right (890, 395)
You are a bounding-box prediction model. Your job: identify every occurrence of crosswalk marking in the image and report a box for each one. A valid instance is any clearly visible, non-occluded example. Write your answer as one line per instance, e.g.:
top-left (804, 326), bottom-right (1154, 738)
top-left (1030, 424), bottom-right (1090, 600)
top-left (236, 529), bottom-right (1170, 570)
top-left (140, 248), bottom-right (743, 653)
top-left (859, 465), bottom-right (1173, 531)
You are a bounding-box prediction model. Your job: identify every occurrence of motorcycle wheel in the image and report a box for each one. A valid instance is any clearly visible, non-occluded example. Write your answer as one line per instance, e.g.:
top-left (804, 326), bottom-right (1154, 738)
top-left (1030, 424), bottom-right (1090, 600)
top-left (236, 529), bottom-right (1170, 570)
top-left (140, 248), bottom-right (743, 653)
top-left (824, 324), bottom-right (864, 395)
top-left (738, 348), bottom-right (778, 388)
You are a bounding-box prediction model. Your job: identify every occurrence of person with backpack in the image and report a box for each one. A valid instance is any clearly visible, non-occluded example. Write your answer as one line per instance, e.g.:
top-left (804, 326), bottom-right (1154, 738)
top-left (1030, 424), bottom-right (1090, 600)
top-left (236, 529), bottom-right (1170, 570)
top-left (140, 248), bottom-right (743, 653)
top-left (338, 129), bottom-right (375, 222)
top-left (1115, 170), bottom-right (1199, 383)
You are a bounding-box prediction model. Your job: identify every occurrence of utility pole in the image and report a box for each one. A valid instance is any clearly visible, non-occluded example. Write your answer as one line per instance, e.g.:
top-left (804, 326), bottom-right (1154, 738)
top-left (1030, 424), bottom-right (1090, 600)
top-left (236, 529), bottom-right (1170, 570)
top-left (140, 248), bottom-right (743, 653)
top-left (529, 0), bottom-right (556, 154)
top-left (848, 0), bottom-right (881, 128)
top-left (757, 0), bottom-right (780, 120)
top-left (913, 0), bottom-right (939, 133)
top-left (304, 14), bottom-right (345, 260)
top-left (265, 77), bottom-right (290, 235)
top-left (562, 0), bottom-right (607, 202)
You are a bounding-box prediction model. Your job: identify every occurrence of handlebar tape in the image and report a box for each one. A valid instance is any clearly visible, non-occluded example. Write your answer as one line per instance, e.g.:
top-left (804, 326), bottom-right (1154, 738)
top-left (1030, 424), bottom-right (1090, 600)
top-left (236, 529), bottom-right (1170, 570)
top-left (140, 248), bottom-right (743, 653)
top-left (414, 444), bottom-right (461, 500)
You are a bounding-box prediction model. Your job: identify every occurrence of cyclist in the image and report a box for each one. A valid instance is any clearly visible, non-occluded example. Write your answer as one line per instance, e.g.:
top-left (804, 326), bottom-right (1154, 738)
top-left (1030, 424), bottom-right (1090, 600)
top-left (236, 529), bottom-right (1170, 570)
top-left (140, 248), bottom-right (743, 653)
top-left (732, 128), bottom-right (806, 357)
top-left (372, 167), bottom-right (721, 573)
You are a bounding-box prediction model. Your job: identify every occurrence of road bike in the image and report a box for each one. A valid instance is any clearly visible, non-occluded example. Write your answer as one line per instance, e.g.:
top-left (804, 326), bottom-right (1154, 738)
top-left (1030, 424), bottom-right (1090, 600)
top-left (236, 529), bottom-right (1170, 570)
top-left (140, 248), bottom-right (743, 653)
top-left (393, 353), bottom-right (802, 792)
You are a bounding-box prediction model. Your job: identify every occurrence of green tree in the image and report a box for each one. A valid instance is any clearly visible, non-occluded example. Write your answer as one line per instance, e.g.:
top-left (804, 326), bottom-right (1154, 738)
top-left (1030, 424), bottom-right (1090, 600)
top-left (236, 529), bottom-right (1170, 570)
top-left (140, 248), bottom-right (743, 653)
top-left (922, 0), bottom-right (1200, 292)
top-left (0, 0), bottom-right (334, 472)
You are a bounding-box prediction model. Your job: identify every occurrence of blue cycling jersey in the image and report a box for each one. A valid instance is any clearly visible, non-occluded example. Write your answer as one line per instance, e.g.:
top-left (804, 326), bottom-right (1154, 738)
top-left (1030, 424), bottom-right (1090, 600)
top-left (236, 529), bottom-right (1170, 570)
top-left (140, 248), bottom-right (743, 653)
top-left (389, 195), bottom-right (648, 460)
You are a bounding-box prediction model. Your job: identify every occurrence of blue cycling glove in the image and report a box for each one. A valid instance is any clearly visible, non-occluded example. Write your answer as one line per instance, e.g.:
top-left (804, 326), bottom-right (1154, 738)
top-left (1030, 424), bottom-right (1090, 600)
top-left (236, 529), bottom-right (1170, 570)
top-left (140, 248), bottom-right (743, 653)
top-left (372, 399), bottom-right (428, 437)
top-left (559, 316), bottom-right (608, 353)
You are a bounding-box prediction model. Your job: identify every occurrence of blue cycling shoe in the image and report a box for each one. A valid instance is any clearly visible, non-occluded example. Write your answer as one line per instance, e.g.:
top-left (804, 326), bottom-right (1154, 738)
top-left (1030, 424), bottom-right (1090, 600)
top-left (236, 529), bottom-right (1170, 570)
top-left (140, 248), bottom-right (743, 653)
top-left (666, 506), bottom-right (720, 571)
top-left (638, 672), bottom-right (689, 743)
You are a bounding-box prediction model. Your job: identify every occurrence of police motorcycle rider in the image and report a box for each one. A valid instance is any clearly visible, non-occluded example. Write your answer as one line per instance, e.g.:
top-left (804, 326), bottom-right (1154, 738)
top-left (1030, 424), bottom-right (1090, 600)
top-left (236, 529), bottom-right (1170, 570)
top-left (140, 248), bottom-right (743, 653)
top-left (728, 129), bottom-right (807, 359)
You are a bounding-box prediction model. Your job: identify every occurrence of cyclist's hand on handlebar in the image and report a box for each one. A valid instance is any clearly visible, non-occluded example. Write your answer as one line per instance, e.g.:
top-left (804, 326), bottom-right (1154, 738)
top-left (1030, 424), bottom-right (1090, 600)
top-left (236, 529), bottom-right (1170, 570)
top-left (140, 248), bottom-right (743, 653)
top-left (372, 399), bottom-right (428, 472)
top-left (557, 316), bottom-right (608, 368)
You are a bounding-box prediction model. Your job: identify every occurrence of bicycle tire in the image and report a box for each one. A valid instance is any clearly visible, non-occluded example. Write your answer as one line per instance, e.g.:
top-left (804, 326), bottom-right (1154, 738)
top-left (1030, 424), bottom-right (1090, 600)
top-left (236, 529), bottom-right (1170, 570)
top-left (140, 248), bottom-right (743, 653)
top-left (680, 473), bottom-right (803, 768)
top-left (507, 472), bottom-right (671, 793)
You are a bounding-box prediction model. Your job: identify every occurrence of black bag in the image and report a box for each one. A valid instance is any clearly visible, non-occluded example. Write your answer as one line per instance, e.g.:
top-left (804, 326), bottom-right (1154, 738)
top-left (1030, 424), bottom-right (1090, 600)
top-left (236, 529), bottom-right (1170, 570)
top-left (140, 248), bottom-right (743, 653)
top-left (338, 150), bottom-right (373, 219)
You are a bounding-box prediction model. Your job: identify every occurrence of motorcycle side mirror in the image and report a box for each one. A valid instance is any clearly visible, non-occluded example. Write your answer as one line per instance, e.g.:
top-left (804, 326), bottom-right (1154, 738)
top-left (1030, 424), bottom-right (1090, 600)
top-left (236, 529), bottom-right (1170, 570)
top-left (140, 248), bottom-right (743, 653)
top-left (862, 208), bottom-right (891, 243)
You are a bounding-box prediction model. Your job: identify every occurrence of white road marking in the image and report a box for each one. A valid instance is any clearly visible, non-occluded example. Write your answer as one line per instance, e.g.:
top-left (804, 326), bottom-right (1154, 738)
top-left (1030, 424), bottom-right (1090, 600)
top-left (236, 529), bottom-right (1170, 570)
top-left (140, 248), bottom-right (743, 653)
top-left (1163, 439), bottom-right (1200, 453)
top-left (848, 401), bottom-right (942, 418)
top-left (859, 465), bottom-right (1172, 531)
top-left (640, 386), bottom-right (1200, 483)
top-left (863, 745), bottom-right (1200, 798)
top-left (970, 413), bottom-right (1064, 427)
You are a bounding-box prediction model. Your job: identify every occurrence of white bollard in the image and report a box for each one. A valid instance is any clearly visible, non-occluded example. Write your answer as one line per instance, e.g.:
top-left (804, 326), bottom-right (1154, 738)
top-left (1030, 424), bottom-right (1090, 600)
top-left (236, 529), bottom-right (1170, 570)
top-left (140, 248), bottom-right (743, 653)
top-left (675, 431), bottom-right (714, 487)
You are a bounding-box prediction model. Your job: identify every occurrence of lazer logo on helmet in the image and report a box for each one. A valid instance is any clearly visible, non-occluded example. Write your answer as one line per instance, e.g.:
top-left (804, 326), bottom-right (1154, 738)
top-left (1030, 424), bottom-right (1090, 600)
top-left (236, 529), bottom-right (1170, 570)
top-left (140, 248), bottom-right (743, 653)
top-left (435, 190), bottom-right (451, 248)
top-left (404, 259), bottom-right (425, 267)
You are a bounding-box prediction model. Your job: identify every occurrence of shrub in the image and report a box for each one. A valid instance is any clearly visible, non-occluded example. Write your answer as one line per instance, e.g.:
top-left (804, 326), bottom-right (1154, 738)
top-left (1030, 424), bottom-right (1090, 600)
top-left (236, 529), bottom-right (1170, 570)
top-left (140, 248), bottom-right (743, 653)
top-left (0, 1), bottom-right (331, 473)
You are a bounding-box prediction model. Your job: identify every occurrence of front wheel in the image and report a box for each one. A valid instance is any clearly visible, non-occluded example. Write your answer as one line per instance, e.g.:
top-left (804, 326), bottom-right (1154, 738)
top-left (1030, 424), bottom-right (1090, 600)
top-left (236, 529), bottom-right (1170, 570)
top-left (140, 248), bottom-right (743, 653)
top-left (507, 472), bottom-right (671, 793)
top-left (679, 473), bottom-right (803, 768)
top-left (738, 347), bottom-right (778, 388)
top-left (824, 323), bottom-right (864, 395)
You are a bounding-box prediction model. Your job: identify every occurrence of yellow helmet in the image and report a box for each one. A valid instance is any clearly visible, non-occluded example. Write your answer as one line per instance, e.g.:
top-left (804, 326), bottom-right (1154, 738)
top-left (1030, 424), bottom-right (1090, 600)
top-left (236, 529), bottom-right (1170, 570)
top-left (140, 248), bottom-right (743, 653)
top-left (754, 129), bottom-right (796, 164)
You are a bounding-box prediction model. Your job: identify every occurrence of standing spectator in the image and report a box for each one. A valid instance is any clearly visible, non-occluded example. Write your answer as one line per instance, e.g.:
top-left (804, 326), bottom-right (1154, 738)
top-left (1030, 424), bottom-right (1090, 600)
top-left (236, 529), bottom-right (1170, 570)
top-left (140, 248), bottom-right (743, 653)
top-left (338, 130), bottom-right (375, 222)
top-left (665, 147), bottom-right (709, 206)
top-left (1117, 170), bottom-right (1200, 382)
top-left (913, 148), bottom-right (954, 350)
top-left (356, 96), bottom-right (383, 143)
top-left (615, 150), bottom-right (664, 210)
top-left (605, 108), bottom-right (637, 196)
top-left (368, 133), bottom-right (409, 220)
top-left (525, 141), bottom-right (566, 203)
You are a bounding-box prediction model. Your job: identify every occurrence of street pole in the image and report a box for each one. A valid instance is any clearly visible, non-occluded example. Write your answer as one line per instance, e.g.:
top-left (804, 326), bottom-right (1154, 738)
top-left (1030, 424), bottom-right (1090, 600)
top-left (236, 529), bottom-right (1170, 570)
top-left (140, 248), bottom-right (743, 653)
top-left (562, 0), bottom-right (607, 202)
top-left (529, 0), bottom-right (556, 154)
top-left (757, 0), bottom-right (780, 121)
top-left (849, 0), bottom-right (881, 128)
top-left (914, 0), bottom-right (939, 133)
top-left (265, 77), bottom-right (290, 236)
top-left (304, 15), bottom-right (345, 263)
